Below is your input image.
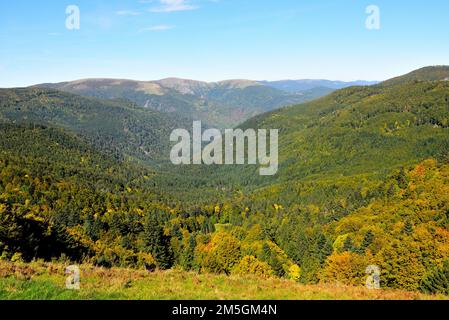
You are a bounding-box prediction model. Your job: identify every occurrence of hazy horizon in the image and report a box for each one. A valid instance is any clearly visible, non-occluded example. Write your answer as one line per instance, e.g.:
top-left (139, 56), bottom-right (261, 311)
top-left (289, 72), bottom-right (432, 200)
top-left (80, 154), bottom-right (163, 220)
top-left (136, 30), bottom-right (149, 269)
top-left (0, 75), bottom-right (384, 89)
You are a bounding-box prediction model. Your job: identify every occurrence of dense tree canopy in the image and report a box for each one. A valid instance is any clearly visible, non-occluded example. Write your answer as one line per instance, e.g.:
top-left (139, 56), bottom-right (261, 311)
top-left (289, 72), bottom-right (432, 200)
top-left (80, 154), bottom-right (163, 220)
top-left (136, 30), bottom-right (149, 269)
top-left (1, 67), bottom-right (449, 294)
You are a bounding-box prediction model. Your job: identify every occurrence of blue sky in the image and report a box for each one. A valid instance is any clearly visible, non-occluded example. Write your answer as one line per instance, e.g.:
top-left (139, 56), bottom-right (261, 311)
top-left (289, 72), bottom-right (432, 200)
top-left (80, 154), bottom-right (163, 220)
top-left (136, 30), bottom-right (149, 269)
top-left (1, 0), bottom-right (449, 87)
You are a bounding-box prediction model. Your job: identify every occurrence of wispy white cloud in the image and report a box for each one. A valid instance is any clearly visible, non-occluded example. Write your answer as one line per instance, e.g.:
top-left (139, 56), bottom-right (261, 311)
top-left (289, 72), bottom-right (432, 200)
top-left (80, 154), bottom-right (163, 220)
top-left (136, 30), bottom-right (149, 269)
top-left (116, 10), bottom-right (142, 16)
top-left (149, 0), bottom-right (198, 13)
top-left (140, 25), bottom-right (176, 31)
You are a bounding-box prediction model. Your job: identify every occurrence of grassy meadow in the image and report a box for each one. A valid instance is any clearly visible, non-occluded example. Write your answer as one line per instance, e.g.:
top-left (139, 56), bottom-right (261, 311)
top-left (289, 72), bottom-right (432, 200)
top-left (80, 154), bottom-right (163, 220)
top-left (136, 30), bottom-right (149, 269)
top-left (0, 261), bottom-right (446, 300)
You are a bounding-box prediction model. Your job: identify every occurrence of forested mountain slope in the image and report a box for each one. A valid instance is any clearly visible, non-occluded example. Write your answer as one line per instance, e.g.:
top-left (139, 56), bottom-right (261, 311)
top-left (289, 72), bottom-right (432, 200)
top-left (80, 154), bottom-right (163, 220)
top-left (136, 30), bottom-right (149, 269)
top-left (380, 66), bottom-right (449, 87)
top-left (36, 78), bottom-right (332, 128)
top-left (1, 67), bottom-right (449, 294)
top-left (0, 124), bottom-right (163, 262)
top-left (0, 88), bottom-right (186, 162)
top-left (225, 70), bottom-right (449, 195)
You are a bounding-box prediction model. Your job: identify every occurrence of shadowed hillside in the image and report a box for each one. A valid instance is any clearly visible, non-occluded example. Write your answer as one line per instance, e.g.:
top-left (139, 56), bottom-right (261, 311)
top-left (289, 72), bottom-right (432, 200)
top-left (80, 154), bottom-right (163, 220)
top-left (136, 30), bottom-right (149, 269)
top-left (0, 87), bottom-right (187, 162)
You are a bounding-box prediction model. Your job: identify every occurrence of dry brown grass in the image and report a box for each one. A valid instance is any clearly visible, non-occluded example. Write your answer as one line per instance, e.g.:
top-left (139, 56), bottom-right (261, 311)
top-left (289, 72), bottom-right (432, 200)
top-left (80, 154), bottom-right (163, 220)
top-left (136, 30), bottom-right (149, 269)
top-left (0, 261), bottom-right (447, 300)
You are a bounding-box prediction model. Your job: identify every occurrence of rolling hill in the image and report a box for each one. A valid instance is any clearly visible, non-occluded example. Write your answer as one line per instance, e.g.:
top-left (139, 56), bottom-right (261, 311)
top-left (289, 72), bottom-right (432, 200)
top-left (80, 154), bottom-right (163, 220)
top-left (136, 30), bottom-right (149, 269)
top-left (158, 66), bottom-right (449, 214)
top-left (0, 123), bottom-right (167, 261)
top-left (261, 79), bottom-right (379, 93)
top-left (380, 65), bottom-right (449, 87)
top-left (189, 66), bottom-right (449, 287)
top-left (0, 87), bottom-right (187, 162)
top-left (35, 78), bottom-right (355, 128)
top-left (224, 66), bottom-right (449, 191)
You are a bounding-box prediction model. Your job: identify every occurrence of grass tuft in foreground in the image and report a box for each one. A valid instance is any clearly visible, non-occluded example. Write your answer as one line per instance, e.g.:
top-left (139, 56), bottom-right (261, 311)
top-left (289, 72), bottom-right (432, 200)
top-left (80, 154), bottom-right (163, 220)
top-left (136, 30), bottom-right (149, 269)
top-left (0, 261), bottom-right (447, 300)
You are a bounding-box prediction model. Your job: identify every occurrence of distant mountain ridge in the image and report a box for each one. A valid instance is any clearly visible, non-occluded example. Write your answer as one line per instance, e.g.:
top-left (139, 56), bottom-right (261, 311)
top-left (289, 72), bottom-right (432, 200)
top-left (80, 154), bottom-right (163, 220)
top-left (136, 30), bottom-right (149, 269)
top-left (35, 77), bottom-right (376, 128)
top-left (260, 79), bottom-right (379, 93)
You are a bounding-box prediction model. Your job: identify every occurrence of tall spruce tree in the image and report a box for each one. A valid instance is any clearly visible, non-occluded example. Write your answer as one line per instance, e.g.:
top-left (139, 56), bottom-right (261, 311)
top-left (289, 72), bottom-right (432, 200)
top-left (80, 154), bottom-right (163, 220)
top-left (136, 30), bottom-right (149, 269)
top-left (181, 235), bottom-right (196, 271)
top-left (143, 211), bottom-right (173, 270)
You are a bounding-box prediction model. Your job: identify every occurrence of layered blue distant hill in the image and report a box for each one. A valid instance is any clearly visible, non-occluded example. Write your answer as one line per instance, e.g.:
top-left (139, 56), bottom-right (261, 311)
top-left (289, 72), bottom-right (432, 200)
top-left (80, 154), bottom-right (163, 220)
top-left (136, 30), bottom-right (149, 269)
top-left (260, 79), bottom-right (379, 93)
